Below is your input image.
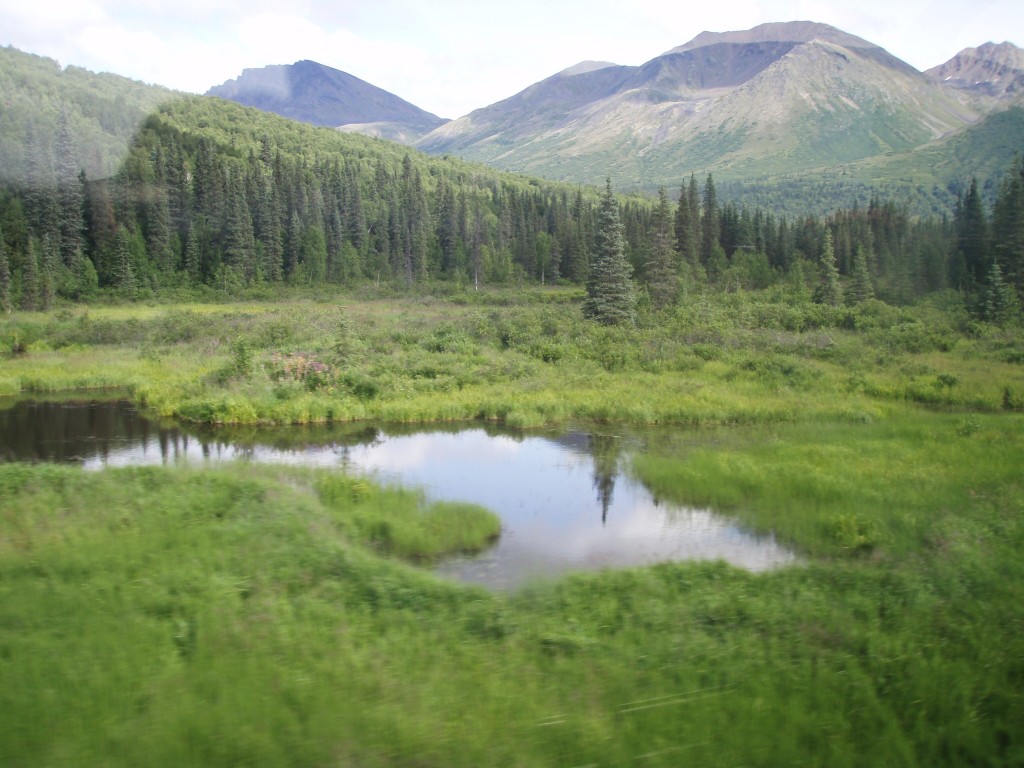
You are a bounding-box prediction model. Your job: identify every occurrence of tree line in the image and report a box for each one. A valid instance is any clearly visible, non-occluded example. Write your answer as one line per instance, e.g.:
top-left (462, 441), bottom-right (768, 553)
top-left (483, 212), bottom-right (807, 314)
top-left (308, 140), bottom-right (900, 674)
top-left (0, 96), bottom-right (1021, 325)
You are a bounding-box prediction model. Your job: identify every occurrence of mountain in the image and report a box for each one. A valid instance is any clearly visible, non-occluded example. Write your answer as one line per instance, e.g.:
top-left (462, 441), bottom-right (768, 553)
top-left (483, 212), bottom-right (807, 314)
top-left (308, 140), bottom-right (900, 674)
top-left (416, 22), bottom-right (1003, 192)
top-left (926, 42), bottom-right (1024, 100)
top-left (207, 60), bottom-right (447, 144)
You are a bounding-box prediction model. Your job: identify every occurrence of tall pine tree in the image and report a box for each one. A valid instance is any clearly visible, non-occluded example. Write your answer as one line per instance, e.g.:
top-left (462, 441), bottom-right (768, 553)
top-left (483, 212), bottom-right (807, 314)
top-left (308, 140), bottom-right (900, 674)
top-left (583, 180), bottom-right (635, 325)
top-left (644, 186), bottom-right (679, 310)
top-left (813, 229), bottom-right (843, 306)
top-left (0, 222), bottom-right (11, 313)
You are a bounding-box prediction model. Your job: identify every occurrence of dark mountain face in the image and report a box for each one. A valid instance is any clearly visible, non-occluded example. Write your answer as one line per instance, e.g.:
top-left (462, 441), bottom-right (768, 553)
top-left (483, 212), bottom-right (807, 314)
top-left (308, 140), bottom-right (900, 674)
top-left (624, 41), bottom-right (801, 98)
top-left (207, 60), bottom-right (447, 142)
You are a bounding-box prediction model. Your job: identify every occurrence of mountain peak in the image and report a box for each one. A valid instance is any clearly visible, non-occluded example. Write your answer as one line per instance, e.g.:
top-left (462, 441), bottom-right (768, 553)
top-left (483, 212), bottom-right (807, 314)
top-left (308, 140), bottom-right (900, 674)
top-left (207, 60), bottom-right (446, 142)
top-left (926, 41), bottom-right (1024, 99)
top-left (665, 21), bottom-right (879, 56)
top-left (557, 61), bottom-right (619, 77)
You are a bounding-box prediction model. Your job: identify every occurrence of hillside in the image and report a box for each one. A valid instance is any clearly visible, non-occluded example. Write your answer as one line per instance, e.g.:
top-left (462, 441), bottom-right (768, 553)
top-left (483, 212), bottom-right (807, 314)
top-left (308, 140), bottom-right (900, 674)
top-left (207, 60), bottom-right (447, 144)
top-left (0, 45), bottom-right (177, 184)
top-left (416, 22), bottom-right (1016, 203)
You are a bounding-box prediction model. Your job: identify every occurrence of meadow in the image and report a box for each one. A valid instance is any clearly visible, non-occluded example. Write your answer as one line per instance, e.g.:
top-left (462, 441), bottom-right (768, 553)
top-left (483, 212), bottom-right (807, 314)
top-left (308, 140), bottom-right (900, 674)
top-left (1, 285), bottom-right (1023, 766)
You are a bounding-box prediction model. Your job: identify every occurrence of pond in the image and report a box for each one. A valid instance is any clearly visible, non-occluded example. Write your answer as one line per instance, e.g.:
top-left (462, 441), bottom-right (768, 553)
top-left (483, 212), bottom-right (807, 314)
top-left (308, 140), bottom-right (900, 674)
top-left (0, 397), bottom-right (797, 589)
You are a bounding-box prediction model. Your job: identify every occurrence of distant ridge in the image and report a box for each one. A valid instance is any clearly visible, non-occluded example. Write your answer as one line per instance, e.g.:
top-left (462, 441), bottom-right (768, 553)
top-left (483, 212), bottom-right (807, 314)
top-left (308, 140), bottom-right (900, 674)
top-left (207, 60), bottom-right (447, 144)
top-left (664, 20), bottom-right (878, 55)
top-left (926, 42), bottom-right (1024, 100)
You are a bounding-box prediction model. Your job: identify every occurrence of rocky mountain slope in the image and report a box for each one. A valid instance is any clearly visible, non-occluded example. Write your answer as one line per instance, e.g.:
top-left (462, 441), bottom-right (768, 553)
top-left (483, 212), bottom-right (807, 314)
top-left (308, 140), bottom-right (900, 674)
top-left (416, 22), bottom-right (1017, 191)
top-left (207, 60), bottom-right (447, 143)
top-left (926, 42), bottom-right (1024, 100)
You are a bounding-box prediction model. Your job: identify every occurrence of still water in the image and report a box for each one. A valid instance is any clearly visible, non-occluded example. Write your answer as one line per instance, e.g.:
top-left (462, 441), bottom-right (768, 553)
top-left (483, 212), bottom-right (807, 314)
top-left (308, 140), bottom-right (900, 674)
top-left (0, 397), bottom-right (797, 588)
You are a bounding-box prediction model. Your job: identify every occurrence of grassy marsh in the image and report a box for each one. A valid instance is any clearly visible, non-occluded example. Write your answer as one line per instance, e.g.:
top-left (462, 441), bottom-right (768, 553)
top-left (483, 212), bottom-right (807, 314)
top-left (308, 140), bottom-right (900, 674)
top-left (1, 287), bottom-right (1023, 765)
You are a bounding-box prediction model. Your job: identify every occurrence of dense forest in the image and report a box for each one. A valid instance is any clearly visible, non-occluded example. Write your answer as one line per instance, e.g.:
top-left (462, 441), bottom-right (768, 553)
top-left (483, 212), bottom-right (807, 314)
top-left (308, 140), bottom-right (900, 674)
top-left (0, 62), bottom-right (1021, 325)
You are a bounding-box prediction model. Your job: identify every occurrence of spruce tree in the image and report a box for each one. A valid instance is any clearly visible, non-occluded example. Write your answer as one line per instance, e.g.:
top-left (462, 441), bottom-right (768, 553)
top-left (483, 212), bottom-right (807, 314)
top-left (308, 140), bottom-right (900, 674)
top-left (55, 111), bottom-right (86, 268)
top-left (813, 229), bottom-right (843, 306)
top-left (700, 173), bottom-right (720, 267)
top-left (956, 178), bottom-right (990, 288)
top-left (183, 223), bottom-right (202, 284)
top-left (583, 180), bottom-right (635, 325)
top-left (981, 261), bottom-right (1019, 324)
top-left (0, 223), bottom-right (11, 313)
top-left (222, 177), bottom-right (256, 280)
top-left (111, 226), bottom-right (137, 296)
top-left (38, 234), bottom-right (56, 310)
top-left (674, 179), bottom-right (696, 265)
top-left (847, 245), bottom-right (874, 305)
top-left (20, 238), bottom-right (39, 311)
top-left (645, 186), bottom-right (679, 310)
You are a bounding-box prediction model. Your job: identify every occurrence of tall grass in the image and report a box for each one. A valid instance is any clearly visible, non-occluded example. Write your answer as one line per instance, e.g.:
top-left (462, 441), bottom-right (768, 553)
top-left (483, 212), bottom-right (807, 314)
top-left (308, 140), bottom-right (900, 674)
top-left (1, 445), bottom-right (1022, 765)
top-left (2, 292), bottom-right (1020, 426)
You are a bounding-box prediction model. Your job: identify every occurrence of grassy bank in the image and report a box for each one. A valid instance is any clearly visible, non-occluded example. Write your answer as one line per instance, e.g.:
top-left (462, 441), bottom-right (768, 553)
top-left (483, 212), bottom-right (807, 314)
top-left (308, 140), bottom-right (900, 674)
top-left (1, 288), bottom-right (1021, 427)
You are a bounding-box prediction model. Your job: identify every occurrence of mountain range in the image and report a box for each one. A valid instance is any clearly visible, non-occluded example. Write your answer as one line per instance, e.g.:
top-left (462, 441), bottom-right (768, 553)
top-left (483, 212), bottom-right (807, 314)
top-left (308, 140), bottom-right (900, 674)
top-left (415, 22), bottom-right (1023, 191)
top-left (205, 21), bottom-right (1024, 211)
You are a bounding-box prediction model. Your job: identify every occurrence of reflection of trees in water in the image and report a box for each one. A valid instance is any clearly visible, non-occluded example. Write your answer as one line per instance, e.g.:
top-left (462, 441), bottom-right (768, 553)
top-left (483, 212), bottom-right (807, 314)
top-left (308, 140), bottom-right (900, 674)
top-left (0, 399), bottom-right (180, 464)
top-left (589, 433), bottom-right (623, 526)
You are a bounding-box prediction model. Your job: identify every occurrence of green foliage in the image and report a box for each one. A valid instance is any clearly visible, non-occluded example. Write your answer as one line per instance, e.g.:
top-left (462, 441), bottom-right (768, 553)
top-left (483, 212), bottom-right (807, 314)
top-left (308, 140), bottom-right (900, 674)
top-left (847, 245), bottom-right (875, 305)
top-left (813, 229), bottom-right (843, 306)
top-left (980, 261), bottom-right (1019, 325)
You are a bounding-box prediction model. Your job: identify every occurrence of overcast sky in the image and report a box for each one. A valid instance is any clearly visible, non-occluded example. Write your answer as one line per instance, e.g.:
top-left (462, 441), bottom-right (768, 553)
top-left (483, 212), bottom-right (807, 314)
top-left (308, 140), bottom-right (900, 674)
top-left (1, 0), bottom-right (1022, 119)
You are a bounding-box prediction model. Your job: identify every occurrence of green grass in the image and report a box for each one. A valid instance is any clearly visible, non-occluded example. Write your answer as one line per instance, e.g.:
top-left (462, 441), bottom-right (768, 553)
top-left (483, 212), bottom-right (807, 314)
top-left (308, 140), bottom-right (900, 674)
top-left (2, 290), bottom-right (1021, 427)
top-left (1, 424), bottom-right (1023, 766)
top-left (2, 288), bottom-right (1023, 765)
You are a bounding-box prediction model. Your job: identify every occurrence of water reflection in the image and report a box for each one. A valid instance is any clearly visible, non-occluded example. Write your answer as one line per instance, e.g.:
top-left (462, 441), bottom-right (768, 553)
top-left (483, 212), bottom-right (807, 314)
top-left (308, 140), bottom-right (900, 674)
top-left (0, 397), bottom-right (797, 588)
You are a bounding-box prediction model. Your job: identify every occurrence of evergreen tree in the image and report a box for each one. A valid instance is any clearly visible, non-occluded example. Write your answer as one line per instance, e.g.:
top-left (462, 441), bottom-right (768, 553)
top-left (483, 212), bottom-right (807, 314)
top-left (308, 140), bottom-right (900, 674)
top-left (55, 111), bottom-right (86, 267)
top-left (674, 178), bottom-right (697, 265)
top-left (0, 222), bottom-right (11, 313)
top-left (345, 163), bottom-right (367, 254)
top-left (144, 146), bottom-right (173, 273)
top-left (565, 190), bottom-right (589, 282)
top-left (992, 158), bottom-right (1024, 296)
top-left (111, 226), bottom-right (137, 295)
top-left (981, 261), bottom-right (1019, 324)
top-left (470, 208), bottom-right (484, 290)
top-left (222, 175), bottom-right (256, 280)
top-left (285, 211), bottom-right (302, 283)
top-left (183, 223), bottom-right (202, 284)
top-left (847, 245), bottom-right (874, 304)
top-left (38, 234), bottom-right (55, 310)
top-left (436, 177), bottom-right (458, 274)
top-left (787, 258), bottom-right (811, 302)
top-left (23, 124), bottom-right (60, 247)
top-left (644, 186), bottom-right (679, 310)
top-left (20, 238), bottom-right (39, 311)
top-left (813, 229), bottom-right (843, 306)
top-left (700, 173), bottom-right (720, 267)
top-left (583, 180), bottom-right (635, 325)
top-left (955, 178), bottom-right (990, 289)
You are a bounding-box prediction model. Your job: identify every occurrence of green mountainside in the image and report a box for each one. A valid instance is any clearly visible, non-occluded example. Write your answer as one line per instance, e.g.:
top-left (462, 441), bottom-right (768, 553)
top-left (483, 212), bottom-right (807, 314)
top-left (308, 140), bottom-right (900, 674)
top-left (0, 45), bottom-right (176, 184)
